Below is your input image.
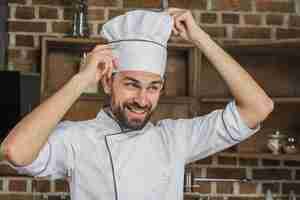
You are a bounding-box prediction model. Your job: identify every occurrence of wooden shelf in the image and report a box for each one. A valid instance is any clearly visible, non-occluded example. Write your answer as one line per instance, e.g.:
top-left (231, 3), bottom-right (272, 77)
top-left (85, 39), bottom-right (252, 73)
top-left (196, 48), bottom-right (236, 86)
top-left (222, 39), bottom-right (300, 56)
top-left (200, 97), bottom-right (300, 104)
top-left (219, 152), bottom-right (300, 161)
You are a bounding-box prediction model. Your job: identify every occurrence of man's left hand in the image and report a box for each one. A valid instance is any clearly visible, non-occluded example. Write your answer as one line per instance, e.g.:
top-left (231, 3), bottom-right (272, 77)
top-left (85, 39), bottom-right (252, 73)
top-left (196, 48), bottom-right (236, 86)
top-left (166, 8), bottom-right (203, 43)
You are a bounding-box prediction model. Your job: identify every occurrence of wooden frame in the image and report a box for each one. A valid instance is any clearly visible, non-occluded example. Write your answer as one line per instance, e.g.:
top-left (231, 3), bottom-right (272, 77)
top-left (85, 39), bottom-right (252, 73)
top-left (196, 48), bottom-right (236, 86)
top-left (41, 37), bottom-right (200, 120)
top-left (198, 39), bottom-right (300, 160)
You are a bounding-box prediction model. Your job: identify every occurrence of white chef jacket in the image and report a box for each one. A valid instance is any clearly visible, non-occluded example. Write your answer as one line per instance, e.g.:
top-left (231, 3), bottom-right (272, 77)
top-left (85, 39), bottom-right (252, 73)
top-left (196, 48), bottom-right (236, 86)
top-left (13, 101), bottom-right (259, 200)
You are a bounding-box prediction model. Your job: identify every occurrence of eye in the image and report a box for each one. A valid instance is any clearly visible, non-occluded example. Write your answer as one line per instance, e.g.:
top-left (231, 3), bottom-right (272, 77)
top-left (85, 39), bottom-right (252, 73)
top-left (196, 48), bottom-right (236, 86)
top-left (147, 85), bottom-right (161, 93)
top-left (124, 82), bottom-right (140, 89)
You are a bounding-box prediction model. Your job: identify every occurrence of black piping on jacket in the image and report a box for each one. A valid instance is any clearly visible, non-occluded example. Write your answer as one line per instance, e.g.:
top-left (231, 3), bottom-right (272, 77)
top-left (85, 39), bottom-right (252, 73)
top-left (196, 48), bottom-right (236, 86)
top-left (103, 109), bottom-right (142, 200)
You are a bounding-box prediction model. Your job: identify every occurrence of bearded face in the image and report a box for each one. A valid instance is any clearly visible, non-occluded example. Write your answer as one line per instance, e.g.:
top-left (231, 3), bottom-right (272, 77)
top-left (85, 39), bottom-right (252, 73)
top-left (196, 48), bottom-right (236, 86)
top-left (105, 71), bottom-right (163, 130)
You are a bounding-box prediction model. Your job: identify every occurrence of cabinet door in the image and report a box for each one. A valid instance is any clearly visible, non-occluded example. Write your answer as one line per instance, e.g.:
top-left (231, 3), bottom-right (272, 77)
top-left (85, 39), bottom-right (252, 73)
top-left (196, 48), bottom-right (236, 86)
top-left (64, 99), bottom-right (104, 121)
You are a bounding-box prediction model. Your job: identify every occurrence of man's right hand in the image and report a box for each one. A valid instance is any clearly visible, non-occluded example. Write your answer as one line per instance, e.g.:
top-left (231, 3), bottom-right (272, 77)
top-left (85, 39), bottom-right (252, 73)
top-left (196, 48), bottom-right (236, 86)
top-left (77, 44), bottom-right (118, 91)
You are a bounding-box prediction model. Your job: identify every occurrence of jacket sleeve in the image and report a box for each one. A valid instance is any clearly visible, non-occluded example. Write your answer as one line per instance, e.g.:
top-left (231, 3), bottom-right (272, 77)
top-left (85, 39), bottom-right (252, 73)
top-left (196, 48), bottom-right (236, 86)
top-left (157, 101), bottom-right (260, 164)
top-left (9, 121), bottom-right (75, 179)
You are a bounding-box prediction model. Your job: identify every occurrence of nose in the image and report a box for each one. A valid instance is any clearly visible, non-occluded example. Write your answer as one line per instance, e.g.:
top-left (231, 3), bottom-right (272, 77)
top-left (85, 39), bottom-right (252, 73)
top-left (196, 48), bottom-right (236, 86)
top-left (134, 89), bottom-right (148, 107)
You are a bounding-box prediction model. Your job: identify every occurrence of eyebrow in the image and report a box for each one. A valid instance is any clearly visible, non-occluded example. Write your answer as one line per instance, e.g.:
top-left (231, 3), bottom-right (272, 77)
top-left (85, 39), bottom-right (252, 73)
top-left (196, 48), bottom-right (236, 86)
top-left (123, 77), bottom-right (163, 85)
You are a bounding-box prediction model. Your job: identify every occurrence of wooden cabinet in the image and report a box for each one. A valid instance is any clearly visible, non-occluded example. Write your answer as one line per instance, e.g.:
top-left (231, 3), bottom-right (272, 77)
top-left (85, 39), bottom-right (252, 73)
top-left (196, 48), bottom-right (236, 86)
top-left (198, 39), bottom-right (300, 161)
top-left (41, 37), bottom-right (200, 122)
top-left (41, 37), bottom-right (300, 160)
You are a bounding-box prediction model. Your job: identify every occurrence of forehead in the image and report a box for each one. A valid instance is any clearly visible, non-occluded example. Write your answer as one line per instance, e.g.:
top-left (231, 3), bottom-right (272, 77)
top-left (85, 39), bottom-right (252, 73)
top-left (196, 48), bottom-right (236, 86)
top-left (114, 70), bottom-right (163, 83)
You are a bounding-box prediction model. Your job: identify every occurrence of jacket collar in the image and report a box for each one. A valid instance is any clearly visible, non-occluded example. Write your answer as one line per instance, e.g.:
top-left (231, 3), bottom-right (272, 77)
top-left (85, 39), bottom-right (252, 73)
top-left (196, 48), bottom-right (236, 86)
top-left (95, 108), bottom-right (153, 135)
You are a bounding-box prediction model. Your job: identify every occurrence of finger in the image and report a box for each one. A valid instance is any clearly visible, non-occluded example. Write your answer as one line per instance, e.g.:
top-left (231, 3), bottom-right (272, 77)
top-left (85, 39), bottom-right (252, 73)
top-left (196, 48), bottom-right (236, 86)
top-left (172, 26), bottom-right (179, 36)
top-left (99, 59), bottom-right (110, 77)
top-left (106, 59), bottom-right (113, 80)
top-left (91, 48), bottom-right (114, 56)
top-left (112, 57), bottom-right (119, 69)
top-left (85, 51), bottom-right (113, 69)
top-left (166, 8), bottom-right (185, 15)
top-left (170, 16), bottom-right (179, 35)
top-left (175, 13), bottom-right (189, 33)
top-left (92, 44), bottom-right (113, 53)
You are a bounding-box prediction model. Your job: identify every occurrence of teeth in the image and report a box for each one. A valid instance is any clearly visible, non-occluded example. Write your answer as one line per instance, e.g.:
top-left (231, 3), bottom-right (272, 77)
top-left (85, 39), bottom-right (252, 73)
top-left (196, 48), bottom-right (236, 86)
top-left (127, 106), bottom-right (146, 114)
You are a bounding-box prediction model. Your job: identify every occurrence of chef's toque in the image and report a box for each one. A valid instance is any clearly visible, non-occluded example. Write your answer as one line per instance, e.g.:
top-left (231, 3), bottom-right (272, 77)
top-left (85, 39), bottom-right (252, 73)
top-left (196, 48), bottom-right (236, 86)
top-left (100, 10), bottom-right (173, 78)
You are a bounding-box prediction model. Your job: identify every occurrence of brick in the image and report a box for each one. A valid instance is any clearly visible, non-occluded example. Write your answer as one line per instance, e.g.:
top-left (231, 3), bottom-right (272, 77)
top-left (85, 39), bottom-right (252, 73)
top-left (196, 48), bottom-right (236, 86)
top-left (0, 194), bottom-right (42, 200)
top-left (63, 7), bottom-right (73, 20)
top-left (0, 163), bottom-right (20, 176)
top-left (16, 35), bottom-right (34, 47)
top-left (26, 49), bottom-right (40, 72)
top-left (88, 9), bottom-right (105, 21)
top-left (289, 15), bottom-right (300, 27)
top-left (190, 166), bottom-right (202, 178)
top-left (253, 169), bottom-right (291, 180)
top-left (211, 0), bottom-right (252, 11)
top-left (9, 21), bottom-right (46, 33)
top-left (52, 21), bottom-right (71, 34)
top-left (222, 13), bottom-right (239, 24)
top-left (14, 59), bottom-right (35, 72)
top-left (124, 0), bottom-right (161, 8)
top-left (276, 28), bottom-right (300, 39)
top-left (168, 0), bottom-right (207, 9)
top-left (284, 160), bottom-right (300, 167)
top-left (32, 179), bottom-right (51, 193)
top-left (233, 27), bottom-right (271, 39)
top-left (32, 0), bottom-right (66, 6)
top-left (256, 0), bottom-right (295, 13)
top-left (108, 9), bottom-right (130, 19)
top-left (8, 0), bottom-right (26, 4)
top-left (55, 179), bottom-right (69, 192)
top-left (216, 182), bottom-right (233, 194)
top-left (243, 14), bottom-right (262, 25)
top-left (295, 170), bottom-right (300, 180)
top-left (239, 158), bottom-right (258, 166)
top-left (15, 6), bottom-right (35, 19)
top-left (207, 168), bottom-right (246, 179)
top-left (39, 7), bottom-right (58, 19)
top-left (202, 26), bottom-right (226, 38)
top-left (192, 182), bottom-right (211, 193)
top-left (48, 195), bottom-right (63, 200)
top-left (262, 159), bottom-right (280, 166)
top-left (282, 183), bottom-right (300, 194)
top-left (240, 182), bottom-right (257, 194)
top-left (262, 183), bottom-right (280, 194)
top-left (218, 156), bottom-right (237, 165)
top-left (9, 179), bottom-right (27, 192)
top-left (87, 0), bottom-right (118, 7)
top-left (48, 195), bottom-right (69, 200)
top-left (201, 13), bottom-right (217, 24)
top-left (266, 14), bottom-right (284, 25)
top-left (184, 194), bottom-right (201, 200)
top-left (210, 198), bottom-right (224, 200)
top-left (228, 197), bottom-right (264, 200)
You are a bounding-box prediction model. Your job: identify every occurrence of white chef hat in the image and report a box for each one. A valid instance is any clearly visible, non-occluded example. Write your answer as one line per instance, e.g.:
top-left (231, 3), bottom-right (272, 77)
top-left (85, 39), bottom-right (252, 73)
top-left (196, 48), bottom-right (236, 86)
top-left (100, 10), bottom-right (173, 78)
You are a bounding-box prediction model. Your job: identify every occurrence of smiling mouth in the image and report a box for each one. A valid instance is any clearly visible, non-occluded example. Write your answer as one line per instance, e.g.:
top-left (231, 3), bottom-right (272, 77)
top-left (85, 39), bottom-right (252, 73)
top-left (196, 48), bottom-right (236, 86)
top-left (125, 104), bottom-right (149, 115)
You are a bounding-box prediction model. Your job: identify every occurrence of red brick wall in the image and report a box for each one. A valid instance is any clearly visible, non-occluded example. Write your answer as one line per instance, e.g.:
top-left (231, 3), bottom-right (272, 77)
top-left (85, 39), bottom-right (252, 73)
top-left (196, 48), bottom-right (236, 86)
top-left (3, 0), bottom-right (300, 199)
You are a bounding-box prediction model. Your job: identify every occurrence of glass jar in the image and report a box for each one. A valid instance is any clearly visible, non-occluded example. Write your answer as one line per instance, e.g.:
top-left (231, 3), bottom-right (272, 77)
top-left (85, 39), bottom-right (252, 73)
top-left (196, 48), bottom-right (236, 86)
top-left (267, 130), bottom-right (287, 155)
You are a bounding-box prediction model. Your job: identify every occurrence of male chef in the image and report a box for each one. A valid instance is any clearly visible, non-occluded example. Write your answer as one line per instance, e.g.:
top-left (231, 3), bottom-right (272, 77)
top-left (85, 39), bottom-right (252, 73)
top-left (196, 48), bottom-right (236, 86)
top-left (1, 8), bottom-right (273, 200)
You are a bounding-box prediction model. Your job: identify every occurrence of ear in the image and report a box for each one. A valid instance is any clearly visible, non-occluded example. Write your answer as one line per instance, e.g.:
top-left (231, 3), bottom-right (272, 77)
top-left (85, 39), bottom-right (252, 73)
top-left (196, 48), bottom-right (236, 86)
top-left (101, 76), bottom-right (112, 95)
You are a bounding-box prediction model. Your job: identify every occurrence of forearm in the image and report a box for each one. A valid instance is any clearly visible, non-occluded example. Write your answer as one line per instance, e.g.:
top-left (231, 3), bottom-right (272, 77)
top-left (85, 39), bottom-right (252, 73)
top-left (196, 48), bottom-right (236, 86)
top-left (193, 28), bottom-right (273, 127)
top-left (1, 74), bottom-right (86, 165)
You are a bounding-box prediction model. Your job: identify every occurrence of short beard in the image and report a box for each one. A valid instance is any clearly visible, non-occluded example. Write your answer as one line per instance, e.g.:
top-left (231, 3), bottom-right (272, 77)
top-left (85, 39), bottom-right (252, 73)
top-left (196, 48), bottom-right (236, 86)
top-left (111, 102), bottom-right (153, 130)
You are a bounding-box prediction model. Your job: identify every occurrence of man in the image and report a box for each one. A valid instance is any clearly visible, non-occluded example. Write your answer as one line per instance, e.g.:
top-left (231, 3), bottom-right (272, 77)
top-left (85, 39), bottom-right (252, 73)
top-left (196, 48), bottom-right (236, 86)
top-left (1, 9), bottom-right (273, 200)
